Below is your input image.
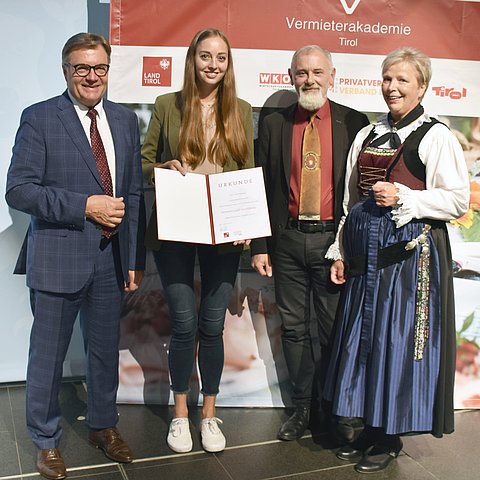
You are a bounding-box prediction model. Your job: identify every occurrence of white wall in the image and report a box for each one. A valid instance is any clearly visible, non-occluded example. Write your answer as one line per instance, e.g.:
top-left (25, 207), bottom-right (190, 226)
top-left (0, 0), bottom-right (89, 381)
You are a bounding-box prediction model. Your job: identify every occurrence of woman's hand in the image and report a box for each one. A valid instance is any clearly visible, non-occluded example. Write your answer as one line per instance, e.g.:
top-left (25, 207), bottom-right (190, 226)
top-left (371, 181), bottom-right (399, 207)
top-left (330, 259), bottom-right (346, 284)
top-left (159, 159), bottom-right (187, 176)
top-left (233, 239), bottom-right (251, 246)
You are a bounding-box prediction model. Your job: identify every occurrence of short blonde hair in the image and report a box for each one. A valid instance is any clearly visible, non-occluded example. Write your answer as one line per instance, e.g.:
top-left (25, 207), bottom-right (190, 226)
top-left (382, 47), bottom-right (432, 97)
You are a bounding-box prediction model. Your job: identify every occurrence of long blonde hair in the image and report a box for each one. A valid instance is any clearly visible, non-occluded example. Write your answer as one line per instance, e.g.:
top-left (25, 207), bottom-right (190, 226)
top-left (177, 28), bottom-right (249, 169)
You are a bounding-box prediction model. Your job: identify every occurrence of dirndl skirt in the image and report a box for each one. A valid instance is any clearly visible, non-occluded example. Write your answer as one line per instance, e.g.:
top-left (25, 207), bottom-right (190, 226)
top-left (324, 197), bottom-right (455, 436)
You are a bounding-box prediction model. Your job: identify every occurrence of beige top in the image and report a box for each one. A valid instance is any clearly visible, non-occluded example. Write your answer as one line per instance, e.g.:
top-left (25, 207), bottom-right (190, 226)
top-left (185, 102), bottom-right (223, 174)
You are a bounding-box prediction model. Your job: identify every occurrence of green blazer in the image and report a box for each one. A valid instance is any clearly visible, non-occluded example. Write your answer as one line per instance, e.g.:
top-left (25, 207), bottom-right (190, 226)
top-left (142, 92), bottom-right (254, 250)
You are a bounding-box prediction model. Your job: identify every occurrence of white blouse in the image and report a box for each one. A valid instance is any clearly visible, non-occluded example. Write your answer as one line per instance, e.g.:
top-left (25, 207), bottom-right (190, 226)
top-left (326, 113), bottom-right (470, 261)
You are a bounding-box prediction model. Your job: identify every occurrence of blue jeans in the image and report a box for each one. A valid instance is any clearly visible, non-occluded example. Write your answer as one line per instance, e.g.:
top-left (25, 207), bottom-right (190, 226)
top-left (153, 242), bottom-right (241, 395)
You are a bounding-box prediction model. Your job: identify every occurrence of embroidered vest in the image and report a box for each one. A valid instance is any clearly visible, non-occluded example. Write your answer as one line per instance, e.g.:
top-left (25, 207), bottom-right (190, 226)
top-left (358, 119), bottom-right (441, 196)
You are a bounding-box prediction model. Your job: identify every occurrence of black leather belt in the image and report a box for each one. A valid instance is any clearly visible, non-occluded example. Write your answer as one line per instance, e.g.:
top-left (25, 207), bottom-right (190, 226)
top-left (286, 218), bottom-right (335, 233)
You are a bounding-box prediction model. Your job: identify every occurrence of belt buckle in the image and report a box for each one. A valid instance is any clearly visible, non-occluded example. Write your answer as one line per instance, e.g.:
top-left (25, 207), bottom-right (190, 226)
top-left (299, 221), bottom-right (318, 233)
top-left (287, 218), bottom-right (331, 233)
top-left (303, 220), bottom-right (332, 233)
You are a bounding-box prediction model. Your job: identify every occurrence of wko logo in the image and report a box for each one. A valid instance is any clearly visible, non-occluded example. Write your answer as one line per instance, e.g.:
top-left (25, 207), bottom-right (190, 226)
top-left (142, 57), bottom-right (172, 87)
top-left (431, 86), bottom-right (467, 100)
top-left (259, 73), bottom-right (291, 86)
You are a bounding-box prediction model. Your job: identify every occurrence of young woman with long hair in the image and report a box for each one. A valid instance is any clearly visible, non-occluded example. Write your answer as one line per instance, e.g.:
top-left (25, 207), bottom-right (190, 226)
top-left (142, 28), bottom-right (253, 454)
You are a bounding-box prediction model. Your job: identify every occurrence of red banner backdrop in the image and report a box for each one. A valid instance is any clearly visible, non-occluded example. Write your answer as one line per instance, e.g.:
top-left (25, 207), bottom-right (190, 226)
top-left (111, 0), bottom-right (479, 60)
top-left (108, 0), bottom-right (480, 115)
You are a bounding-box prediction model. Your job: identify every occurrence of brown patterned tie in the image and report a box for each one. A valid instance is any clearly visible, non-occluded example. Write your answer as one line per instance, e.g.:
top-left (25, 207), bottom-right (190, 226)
top-left (87, 108), bottom-right (115, 238)
top-left (298, 114), bottom-right (321, 221)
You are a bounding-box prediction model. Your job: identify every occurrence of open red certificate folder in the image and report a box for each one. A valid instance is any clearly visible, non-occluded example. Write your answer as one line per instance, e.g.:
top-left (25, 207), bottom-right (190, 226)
top-left (154, 166), bottom-right (271, 244)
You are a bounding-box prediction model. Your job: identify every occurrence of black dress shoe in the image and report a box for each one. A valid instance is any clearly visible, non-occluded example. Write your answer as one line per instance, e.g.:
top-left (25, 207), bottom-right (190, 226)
top-left (336, 426), bottom-right (377, 462)
top-left (354, 439), bottom-right (403, 474)
top-left (278, 407), bottom-right (310, 441)
top-left (336, 444), bottom-right (365, 462)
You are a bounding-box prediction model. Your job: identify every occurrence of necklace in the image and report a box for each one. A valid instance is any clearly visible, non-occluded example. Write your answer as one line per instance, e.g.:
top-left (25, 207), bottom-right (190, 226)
top-left (201, 103), bottom-right (216, 130)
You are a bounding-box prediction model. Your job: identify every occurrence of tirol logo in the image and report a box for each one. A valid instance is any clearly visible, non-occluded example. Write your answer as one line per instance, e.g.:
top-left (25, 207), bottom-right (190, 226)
top-left (431, 86), bottom-right (467, 100)
top-left (340, 0), bottom-right (361, 15)
top-left (142, 57), bottom-right (172, 87)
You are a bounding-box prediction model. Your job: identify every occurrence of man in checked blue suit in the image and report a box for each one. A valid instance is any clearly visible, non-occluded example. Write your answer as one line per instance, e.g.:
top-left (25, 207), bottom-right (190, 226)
top-left (6, 33), bottom-right (146, 480)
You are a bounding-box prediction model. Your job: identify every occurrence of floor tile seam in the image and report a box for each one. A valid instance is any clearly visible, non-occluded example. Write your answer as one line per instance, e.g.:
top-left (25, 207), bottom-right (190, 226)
top-left (0, 461), bottom-right (122, 480)
top-left (128, 436), bottom-right (312, 466)
top-left (118, 464), bottom-right (129, 480)
top-left (402, 451), bottom-right (443, 480)
top-left (259, 463), bottom-right (357, 480)
top-left (212, 452), bottom-right (235, 480)
top-left (0, 475), bottom-right (32, 480)
top-left (129, 449), bottom-right (207, 464)
top-left (220, 434), bottom-right (316, 451)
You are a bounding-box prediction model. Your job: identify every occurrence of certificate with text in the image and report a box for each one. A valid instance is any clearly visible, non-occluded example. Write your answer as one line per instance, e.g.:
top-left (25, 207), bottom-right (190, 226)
top-left (154, 167), bottom-right (271, 244)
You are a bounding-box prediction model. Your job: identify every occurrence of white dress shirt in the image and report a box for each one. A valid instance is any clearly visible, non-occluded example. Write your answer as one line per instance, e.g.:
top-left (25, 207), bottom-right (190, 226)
top-left (69, 92), bottom-right (117, 196)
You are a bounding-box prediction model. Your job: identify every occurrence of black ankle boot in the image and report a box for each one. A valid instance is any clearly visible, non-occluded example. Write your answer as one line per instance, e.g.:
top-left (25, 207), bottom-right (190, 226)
top-left (278, 407), bottom-right (310, 441)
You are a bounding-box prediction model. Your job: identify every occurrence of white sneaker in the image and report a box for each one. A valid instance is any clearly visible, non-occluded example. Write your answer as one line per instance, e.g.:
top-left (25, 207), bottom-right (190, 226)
top-left (167, 417), bottom-right (193, 453)
top-left (200, 417), bottom-right (226, 452)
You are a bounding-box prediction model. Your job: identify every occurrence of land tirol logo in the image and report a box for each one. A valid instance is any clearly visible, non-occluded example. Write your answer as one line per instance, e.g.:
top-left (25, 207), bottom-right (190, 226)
top-left (142, 57), bottom-right (172, 87)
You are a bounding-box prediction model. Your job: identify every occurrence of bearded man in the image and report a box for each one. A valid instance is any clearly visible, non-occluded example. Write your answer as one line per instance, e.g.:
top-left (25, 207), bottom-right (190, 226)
top-left (251, 45), bottom-right (369, 442)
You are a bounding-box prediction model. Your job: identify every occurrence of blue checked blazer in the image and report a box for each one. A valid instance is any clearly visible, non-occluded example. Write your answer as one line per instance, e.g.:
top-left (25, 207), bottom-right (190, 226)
top-left (6, 91), bottom-right (146, 293)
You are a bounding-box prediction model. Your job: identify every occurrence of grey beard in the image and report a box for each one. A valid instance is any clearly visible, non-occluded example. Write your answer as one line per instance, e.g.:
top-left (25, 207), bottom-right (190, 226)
top-left (298, 90), bottom-right (327, 111)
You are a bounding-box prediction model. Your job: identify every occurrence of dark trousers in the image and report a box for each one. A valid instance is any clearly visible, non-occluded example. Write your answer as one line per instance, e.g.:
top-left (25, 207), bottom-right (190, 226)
top-left (272, 228), bottom-right (341, 408)
top-left (153, 242), bottom-right (241, 396)
top-left (26, 238), bottom-right (124, 449)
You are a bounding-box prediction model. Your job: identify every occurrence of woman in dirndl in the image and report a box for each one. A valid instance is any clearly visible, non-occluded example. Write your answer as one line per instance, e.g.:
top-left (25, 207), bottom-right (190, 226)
top-left (324, 46), bottom-right (469, 474)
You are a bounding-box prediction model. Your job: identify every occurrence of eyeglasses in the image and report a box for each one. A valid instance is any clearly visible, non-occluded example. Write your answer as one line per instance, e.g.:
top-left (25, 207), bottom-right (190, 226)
top-left (64, 63), bottom-right (110, 77)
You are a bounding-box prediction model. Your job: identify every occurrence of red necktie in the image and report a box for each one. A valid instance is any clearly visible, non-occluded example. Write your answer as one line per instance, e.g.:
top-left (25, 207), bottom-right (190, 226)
top-left (87, 108), bottom-right (115, 238)
top-left (298, 114), bottom-right (321, 221)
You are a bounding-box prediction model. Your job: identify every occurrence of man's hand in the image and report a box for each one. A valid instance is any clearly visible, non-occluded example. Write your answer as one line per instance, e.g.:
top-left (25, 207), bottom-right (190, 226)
top-left (251, 253), bottom-right (273, 277)
top-left (86, 195), bottom-right (125, 228)
top-left (125, 270), bottom-right (144, 292)
top-left (330, 259), bottom-right (346, 285)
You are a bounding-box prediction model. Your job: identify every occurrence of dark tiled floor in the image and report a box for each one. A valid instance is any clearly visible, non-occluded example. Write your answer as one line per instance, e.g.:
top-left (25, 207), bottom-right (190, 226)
top-left (0, 381), bottom-right (478, 479)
